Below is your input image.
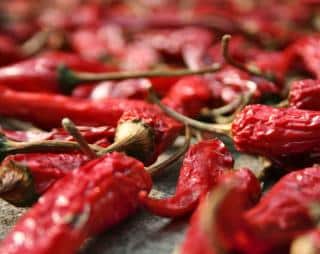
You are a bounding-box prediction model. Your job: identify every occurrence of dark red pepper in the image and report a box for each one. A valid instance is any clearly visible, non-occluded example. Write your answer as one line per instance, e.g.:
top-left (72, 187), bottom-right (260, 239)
top-left (178, 168), bottom-right (261, 254)
top-left (0, 152), bottom-right (152, 254)
top-left (139, 139), bottom-right (233, 217)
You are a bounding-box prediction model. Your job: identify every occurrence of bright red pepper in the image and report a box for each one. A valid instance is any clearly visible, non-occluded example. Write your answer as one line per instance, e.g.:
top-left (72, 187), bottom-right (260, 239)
top-left (0, 51), bottom-right (113, 93)
top-left (0, 153), bottom-right (89, 206)
top-left (139, 139), bottom-right (233, 217)
top-left (0, 85), bottom-right (148, 129)
top-left (179, 168), bottom-right (261, 254)
top-left (0, 152), bottom-right (152, 254)
top-left (239, 166), bottom-right (320, 253)
top-left (232, 104), bottom-right (320, 165)
top-left (289, 79), bottom-right (320, 110)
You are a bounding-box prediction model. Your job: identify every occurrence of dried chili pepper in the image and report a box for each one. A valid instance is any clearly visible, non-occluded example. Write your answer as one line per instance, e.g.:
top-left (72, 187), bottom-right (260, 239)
top-left (0, 51), bottom-right (112, 93)
top-left (139, 139), bottom-right (233, 217)
top-left (289, 79), bottom-right (320, 110)
top-left (0, 34), bottom-right (23, 66)
top-left (0, 85), bottom-right (148, 128)
top-left (231, 104), bottom-right (320, 163)
top-left (0, 152), bottom-right (152, 254)
top-left (0, 153), bottom-right (89, 206)
top-left (178, 168), bottom-right (261, 254)
top-left (240, 166), bottom-right (320, 254)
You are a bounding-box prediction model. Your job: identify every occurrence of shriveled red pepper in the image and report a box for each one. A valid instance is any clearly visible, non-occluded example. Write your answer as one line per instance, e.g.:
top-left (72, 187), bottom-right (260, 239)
top-left (0, 51), bottom-right (113, 93)
top-left (139, 139), bottom-right (233, 217)
top-left (231, 104), bottom-right (320, 164)
top-left (240, 166), bottom-right (320, 254)
top-left (178, 168), bottom-right (261, 254)
top-left (289, 79), bottom-right (320, 110)
top-left (0, 153), bottom-right (89, 206)
top-left (0, 152), bottom-right (152, 254)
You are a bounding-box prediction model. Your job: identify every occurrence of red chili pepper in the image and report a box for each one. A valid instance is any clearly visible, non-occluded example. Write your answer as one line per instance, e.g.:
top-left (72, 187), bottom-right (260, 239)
top-left (240, 166), bottom-right (320, 253)
top-left (0, 51), bottom-right (113, 93)
top-left (70, 24), bottom-right (126, 61)
top-left (139, 139), bottom-right (233, 217)
top-left (232, 104), bottom-right (320, 164)
top-left (0, 34), bottom-right (24, 66)
top-left (0, 152), bottom-right (152, 254)
top-left (1, 126), bottom-right (115, 143)
top-left (162, 76), bottom-right (213, 117)
top-left (178, 168), bottom-right (261, 254)
top-left (289, 35), bottom-right (320, 79)
top-left (0, 85), bottom-right (148, 129)
top-left (289, 79), bottom-right (320, 110)
top-left (0, 153), bottom-right (89, 206)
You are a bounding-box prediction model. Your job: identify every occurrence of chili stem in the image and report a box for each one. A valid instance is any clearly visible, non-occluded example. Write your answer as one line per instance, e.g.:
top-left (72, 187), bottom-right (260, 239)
top-left (62, 118), bottom-right (97, 159)
top-left (145, 125), bottom-right (191, 177)
top-left (21, 29), bottom-right (52, 56)
top-left (222, 34), bottom-right (278, 84)
top-left (58, 63), bottom-right (221, 92)
top-left (148, 88), bottom-right (231, 135)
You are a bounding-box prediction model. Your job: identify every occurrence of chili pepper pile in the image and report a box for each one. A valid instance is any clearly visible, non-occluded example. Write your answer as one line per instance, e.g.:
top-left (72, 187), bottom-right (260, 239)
top-left (2, 1), bottom-right (320, 254)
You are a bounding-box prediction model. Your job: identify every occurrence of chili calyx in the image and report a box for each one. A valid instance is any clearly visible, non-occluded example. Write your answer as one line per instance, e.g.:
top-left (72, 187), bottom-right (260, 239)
top-left (57, 63), bottom-right (221, 93)
top-left (222, 34), bottom-right (279, 84)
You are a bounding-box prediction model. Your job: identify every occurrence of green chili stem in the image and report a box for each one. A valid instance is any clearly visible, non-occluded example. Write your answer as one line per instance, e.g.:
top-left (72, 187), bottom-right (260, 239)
top-left (58, 63), bottom-right (221, 92)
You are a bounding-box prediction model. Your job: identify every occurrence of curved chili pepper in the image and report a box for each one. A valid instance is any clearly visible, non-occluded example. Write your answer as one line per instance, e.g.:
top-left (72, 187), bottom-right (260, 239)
top-left (139, 139), bottom-right (233, 217)
top-left (0, 152), bottom-right (152, 254)
top-left (178, 168), bottom-right (261, 254)
top-left (0, 51), bottom-right (113, 93)
top-left (289, 79), bottom-right (320, 110)
top-left (232, 104), bottom-right (320, 163)
top-left (0, 85), bottom-right (148, 128)
top-left (0, 153), bottom-right (89, 206)
top-left (240, 166), bottom-right (320, 254)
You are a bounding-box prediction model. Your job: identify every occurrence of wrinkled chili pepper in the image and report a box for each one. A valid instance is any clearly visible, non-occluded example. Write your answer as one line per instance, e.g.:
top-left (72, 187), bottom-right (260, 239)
top-left (0, 152), bottom-right (152, 254)
top-left (0, 51), bottom-right (113, 93)
top-left (240, 166), bottom-right (320, 254)
top-left (289, 79), bottom-right (320, 110)
top-left (231, 104), bottom-right (320, 164)
top-left (178, 168), bottom-right (261, 254)
top-left (0, 153), bottom-right (89, 206)
top-left (139, 139), bottom-right (233, 217)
